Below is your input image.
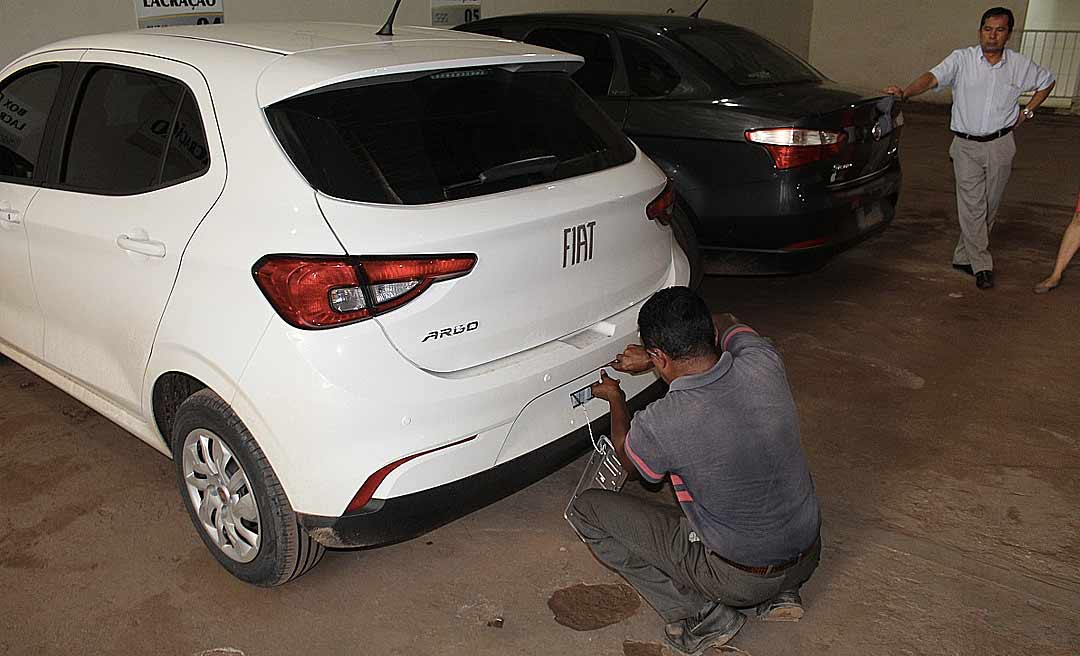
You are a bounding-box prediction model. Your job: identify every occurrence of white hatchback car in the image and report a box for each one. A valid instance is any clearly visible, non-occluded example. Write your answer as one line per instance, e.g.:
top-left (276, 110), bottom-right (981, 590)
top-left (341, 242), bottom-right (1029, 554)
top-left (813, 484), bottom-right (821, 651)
top-left (0, 22), bottom-right (690, 585)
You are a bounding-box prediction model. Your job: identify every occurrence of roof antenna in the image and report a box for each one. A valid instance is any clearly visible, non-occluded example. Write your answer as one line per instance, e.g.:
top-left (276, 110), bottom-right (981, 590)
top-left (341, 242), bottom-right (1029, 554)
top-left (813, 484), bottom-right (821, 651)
top-left (690, 0), bottom-right (710, 18)
top-left (376, 0), bottom-right (404, 36)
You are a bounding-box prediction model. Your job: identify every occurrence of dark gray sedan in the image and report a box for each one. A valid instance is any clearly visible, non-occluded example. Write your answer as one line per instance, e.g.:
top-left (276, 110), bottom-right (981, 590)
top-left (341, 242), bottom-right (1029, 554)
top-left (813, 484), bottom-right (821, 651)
top-left (457, 13), bottom-right (903, 273)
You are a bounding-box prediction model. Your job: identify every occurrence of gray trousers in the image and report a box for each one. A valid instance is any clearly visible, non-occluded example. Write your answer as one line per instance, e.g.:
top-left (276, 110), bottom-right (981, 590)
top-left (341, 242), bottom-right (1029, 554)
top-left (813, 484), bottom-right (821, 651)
top-left (949, 133), bottom-right (1016, 273)
top-left (569, 489), bottom-right (820, 626)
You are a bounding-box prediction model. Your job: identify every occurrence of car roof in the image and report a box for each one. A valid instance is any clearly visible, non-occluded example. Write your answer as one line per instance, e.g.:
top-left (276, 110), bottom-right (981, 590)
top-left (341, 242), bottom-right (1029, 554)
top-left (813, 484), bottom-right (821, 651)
top-left (465, 13), bottom-right (746, 33)
top-left (16, 22), bottom-right (581, 107)
top-left (30, 21), bottom-right (509, 56)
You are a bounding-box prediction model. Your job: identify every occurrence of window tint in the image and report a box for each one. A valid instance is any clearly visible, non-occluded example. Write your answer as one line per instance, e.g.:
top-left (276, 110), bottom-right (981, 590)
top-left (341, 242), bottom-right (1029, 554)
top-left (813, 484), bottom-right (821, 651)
top-left (0, 66), bottom-right (62, 181)
top-left (469, 27), bottom-right (504, 37)
top-left (525, 28), bottom-right (616, 96)
top-left (266, 68), bottom-right (635, 205)
top-left (620, 38), bottom-right (682, 98)
top-left (674, 28), bottom-right (821, 87)
top-left (161, 92), bottom-right (210, 183)
top-left (62, 66), bottom-right (207, 194)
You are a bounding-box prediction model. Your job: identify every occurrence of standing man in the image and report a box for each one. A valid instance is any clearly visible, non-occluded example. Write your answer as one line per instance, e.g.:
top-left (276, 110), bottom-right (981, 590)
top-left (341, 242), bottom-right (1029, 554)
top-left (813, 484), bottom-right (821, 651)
top-left (885, 7), bottom-right (1055, 290)
top-left (570, 287), bottom-right (821, 654)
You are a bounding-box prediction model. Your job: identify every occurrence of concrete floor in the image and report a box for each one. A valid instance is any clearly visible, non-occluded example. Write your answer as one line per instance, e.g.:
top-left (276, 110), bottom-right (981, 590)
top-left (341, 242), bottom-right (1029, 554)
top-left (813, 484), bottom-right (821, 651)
top-left (2, 108), bottom-right (1079, 656)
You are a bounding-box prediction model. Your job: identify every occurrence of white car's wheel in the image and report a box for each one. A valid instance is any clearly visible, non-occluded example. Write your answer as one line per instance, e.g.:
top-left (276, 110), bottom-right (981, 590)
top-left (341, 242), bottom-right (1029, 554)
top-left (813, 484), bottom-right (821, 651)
top-left (172, 389), bottom-right (324, 586)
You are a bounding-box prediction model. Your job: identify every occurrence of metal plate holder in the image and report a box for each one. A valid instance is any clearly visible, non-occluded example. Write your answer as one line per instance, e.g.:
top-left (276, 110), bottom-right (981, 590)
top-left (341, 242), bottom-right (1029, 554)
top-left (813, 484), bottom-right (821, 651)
top-left (564, 433), bottom-right (627, 541)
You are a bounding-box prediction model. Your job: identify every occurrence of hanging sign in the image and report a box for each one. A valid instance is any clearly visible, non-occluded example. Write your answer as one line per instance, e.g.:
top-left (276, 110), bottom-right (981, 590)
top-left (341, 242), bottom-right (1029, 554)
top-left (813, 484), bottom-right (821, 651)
top-left (431, 0), bottom-right (482, 28)
top-left (135, 0), bottom-right (225, 29)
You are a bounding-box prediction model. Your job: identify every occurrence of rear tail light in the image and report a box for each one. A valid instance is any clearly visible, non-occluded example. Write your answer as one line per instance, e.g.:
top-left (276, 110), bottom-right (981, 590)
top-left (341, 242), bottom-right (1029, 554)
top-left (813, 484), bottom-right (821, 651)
top-left (646, 181), bottom-right (676, 225)
top-left (253, 254), bottom-right (477, 329)
top-left (745, 128), bottom-right (845, 170)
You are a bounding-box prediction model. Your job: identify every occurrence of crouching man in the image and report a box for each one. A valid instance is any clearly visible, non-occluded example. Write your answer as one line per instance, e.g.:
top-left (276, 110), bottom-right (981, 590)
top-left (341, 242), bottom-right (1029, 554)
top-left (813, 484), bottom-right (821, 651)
top-left (569, 286), bottom-right (821, 654)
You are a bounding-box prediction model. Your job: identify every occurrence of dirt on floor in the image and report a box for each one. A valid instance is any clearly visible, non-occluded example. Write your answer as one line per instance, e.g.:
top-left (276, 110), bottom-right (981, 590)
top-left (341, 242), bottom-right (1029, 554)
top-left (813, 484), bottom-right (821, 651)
top-left (548, 583), bottom-right (641, 631)
top-left (1, 107), bottom-right (1079, 656)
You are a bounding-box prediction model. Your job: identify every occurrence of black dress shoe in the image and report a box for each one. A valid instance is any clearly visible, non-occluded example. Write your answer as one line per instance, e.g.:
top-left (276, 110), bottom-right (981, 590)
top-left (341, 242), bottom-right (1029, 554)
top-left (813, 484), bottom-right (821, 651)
top-left (975, 270), bottom-right (994, 289)
top-left (952, 263), bottom-right (974, 276)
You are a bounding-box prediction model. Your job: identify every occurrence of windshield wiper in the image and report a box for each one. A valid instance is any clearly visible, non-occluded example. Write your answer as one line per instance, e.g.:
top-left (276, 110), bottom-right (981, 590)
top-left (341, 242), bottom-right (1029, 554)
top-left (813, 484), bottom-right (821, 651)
top-left (444, 155), bottom-right (559, 193)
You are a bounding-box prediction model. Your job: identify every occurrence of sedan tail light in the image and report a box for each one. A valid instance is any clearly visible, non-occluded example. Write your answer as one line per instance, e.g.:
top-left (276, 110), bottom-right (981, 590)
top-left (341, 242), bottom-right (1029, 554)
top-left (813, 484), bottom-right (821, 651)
top-left (745, 128), bottom-right (845, 170)
top-left (253, 254), bottom-right (477, 329)
top-left (646, 181), bottom-right (675, 225)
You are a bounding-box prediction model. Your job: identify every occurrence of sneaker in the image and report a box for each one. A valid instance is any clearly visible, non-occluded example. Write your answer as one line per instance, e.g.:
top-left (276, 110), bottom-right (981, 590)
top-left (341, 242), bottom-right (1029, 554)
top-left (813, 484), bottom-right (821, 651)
top-left (664, 603), bottom-right (746, 655)
top-left (755, 589), bottom-right (805, 622)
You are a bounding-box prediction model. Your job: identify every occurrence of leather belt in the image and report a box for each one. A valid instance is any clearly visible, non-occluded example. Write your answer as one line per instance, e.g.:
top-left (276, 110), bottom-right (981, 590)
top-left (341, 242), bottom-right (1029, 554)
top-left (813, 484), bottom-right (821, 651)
top-left (714, 537), bottom-right (819, 577)
top-left (952, 127), bottom-right (1012, 142)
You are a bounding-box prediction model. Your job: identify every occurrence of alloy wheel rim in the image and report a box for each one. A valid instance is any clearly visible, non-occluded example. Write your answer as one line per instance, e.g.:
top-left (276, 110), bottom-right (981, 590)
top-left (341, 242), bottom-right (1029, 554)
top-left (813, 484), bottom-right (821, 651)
top-left (181, 429), bottom-right (261, 563)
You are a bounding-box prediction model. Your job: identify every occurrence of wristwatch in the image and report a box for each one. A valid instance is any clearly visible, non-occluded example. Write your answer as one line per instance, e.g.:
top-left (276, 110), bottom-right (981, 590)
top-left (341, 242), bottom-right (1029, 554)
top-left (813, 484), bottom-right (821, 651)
top-left (1022, 107), bottom-right (1035, 120)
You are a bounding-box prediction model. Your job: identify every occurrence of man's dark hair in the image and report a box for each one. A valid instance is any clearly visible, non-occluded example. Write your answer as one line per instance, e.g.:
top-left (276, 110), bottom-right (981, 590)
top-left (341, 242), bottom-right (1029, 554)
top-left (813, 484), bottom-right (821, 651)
top-left (981, 7), bottom-right (1014, 32)
top-left (638, 286), bottom-right (715, 361)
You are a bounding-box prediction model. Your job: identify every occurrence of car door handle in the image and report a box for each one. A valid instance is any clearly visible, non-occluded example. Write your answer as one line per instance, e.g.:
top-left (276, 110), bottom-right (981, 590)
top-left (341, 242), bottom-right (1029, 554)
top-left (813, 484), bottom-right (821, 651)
top-left (116, 234), bottom-right (166, 258)
top-left (0, 207), bottom-right (19, 224)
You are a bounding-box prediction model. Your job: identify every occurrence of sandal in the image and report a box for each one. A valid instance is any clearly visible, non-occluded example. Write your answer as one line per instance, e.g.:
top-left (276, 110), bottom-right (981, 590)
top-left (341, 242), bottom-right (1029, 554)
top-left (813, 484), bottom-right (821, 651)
top-left (1033, 280), bottom-right (1060, 294)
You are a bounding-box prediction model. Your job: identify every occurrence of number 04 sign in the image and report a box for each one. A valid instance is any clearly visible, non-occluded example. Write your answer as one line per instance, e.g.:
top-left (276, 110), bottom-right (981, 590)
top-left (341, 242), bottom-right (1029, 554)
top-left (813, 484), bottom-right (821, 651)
top-left (431, 0), bottom-right (481, 28)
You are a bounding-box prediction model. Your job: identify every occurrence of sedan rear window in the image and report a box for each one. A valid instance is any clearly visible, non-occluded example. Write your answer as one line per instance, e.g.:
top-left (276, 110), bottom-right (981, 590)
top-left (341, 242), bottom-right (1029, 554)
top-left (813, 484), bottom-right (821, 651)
top-left (675, 28), bottom-right (822, 87)
top-left (266, 68), bottom-right (635, 205)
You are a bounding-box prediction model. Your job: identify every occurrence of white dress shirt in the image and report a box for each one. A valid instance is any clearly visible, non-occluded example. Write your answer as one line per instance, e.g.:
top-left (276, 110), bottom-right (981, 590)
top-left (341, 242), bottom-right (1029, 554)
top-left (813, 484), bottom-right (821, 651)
top-left (930, 45), bottom-right (1055, 136)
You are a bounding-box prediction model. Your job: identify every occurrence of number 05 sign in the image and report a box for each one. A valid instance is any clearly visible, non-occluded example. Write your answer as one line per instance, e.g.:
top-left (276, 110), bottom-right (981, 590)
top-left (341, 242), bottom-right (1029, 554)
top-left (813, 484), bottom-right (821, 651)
top-left (431, 0), bottom-right (481, 28)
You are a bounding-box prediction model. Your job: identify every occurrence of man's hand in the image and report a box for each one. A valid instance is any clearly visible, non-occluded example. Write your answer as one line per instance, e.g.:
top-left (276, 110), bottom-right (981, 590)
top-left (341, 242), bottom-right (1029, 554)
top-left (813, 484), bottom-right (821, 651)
top-left (712, 312), bottom-right (741, 345)
top-left (610, 344), bottom-right (652, 374)
top-left (883, 73), bottom-right (936, 102)
top-left (590, 370), bottom-right (625, 403)
top-left (1013, 111), bottom-right (1028, 128)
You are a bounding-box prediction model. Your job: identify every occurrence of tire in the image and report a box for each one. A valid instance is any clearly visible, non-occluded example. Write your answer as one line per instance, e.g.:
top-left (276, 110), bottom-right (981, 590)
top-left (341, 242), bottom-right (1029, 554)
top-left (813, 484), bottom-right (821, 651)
top-left (671, 203), bottom-right (704, 291)
top-left (172, 389), bottom-right (324, 586)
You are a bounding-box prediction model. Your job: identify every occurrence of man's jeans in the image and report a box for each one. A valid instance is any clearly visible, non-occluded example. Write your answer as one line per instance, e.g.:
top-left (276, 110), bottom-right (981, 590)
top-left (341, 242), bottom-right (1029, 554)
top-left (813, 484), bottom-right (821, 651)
top-left (569, 488), bottom-right (820, 626)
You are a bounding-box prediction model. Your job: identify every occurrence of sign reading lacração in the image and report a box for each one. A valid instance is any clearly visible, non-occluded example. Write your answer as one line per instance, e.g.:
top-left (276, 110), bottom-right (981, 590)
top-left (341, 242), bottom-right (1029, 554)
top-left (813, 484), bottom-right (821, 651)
top-left (135, 0), bottom-right (225, 29)
top-left (0, 89), bottom-right (44, 156)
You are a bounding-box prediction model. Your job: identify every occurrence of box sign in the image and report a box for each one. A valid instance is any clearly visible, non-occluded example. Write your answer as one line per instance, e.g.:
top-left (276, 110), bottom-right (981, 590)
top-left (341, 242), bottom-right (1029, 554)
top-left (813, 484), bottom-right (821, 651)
top-left (431, 0), bottom-right (481, 28)
top-left (0, 89), bottom-right (45, 156)
top-left (135, 0), bottom-right (225, 29)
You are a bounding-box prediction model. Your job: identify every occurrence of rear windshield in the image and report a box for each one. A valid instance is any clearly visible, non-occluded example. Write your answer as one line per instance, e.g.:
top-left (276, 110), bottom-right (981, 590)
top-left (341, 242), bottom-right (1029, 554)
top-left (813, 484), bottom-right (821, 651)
top-left (266, 68), bottom-right (636, 204)
top-left (674, 28), bottom-right (822, 87)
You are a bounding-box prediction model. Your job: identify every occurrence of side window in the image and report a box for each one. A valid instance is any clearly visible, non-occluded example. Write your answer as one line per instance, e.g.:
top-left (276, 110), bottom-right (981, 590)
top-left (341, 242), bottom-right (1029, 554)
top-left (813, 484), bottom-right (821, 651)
top-left (0, 66), bottom-right (62, 181)
top-left (620, 37), bottom-right (682, 98)
top-left (61, 66), bottom-right (209, 195)
top-left (161, 92), bottom-right (210, 183)
top-left (525, 28), bottom-right (616, 97)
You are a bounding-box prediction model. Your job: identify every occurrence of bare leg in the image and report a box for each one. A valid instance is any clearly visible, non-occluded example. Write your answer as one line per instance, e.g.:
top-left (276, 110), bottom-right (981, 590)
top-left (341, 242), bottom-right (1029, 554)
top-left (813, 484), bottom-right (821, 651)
top-left (1035, 211), bottom-right (1080, 292)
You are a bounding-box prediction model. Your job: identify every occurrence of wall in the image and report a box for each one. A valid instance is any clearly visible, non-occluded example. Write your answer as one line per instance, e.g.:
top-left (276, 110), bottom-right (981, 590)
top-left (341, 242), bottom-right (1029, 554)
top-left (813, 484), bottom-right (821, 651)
top-left (808, 0), bottom-right (1030, 102)
top-left (1026, 0), bottom-right (1080, 31)
top-left (0, 0), bottom-right (814, 72)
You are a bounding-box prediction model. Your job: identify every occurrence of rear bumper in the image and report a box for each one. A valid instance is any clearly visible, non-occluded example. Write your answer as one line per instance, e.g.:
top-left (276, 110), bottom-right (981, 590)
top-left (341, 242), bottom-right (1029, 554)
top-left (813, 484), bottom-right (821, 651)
top-left (702, 163), bottom-right (901, 274)
top-left (297, 379), bottom-right (665, 548)
top-left (230, 239), bottom-right (688, 520)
